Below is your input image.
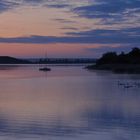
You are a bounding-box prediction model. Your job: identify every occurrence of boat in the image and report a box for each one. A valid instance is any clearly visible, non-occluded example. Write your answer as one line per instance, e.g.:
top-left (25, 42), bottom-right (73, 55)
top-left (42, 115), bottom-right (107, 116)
top-left (39, 67), bottom-right (51, 71)
top-left (39, 49), bottom-right (51, 71)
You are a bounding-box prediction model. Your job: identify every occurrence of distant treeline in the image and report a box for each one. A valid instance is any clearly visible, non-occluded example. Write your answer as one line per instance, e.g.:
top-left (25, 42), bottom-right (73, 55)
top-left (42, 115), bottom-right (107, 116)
top-left (0, 56), bottom-right (96, 64)
top-left (38, 58), bottom-right (96, 64)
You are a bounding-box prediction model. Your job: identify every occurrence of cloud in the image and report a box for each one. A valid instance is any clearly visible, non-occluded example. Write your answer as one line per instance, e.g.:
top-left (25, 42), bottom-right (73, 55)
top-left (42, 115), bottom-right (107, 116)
top-left (45, 3), bottom-right (70, 9)
top-left (73, 0), bottom-right (140, 25)
top-left (61, 27), bottom-right (79, 31)
top-left (0, 27), bottom-right (139, 44)
top-left (23, 0), bottom-right (44, 3)
top-left (73, 0), bottom-right (140, 17)
top-left (0, 0), bottom-right (91, 13)
top-left (0, 0), bottom-right (19, 13)
top-left (0, 0), bottom-right (70, 13)
top-left (0, 0), bottom-right (139, 56)
top-left (54, 18), bottom-right (77, 24)
top-left (65, 27), bottom-right (140, 44)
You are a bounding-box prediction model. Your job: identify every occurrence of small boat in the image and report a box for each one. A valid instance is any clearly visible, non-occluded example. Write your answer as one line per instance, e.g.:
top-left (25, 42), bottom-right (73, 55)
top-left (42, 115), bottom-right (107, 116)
top-left (39, 67), bottom-right (51, 71)
top-left (39, 49), bottom-right (51, 72)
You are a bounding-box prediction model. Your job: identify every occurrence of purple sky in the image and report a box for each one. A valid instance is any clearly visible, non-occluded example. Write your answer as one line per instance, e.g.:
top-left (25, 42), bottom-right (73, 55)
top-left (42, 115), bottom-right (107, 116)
top-left (0, 0), bottom-right (139, 58)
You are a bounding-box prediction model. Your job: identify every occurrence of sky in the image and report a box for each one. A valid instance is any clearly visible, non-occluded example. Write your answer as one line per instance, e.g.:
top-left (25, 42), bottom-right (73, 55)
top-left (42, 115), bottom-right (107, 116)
top-left (0, 0), bottom-right (140, 58)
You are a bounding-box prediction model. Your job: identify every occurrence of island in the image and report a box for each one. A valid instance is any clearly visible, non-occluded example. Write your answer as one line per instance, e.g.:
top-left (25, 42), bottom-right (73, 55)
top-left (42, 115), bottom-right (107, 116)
top-left (86, 47), bottom-right (140, 74)
top-left (0, 56), bottom-right (31, 64)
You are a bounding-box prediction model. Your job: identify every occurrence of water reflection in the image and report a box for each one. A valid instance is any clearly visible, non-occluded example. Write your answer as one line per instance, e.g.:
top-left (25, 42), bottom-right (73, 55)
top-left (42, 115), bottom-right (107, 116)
top-left (0, 65), bottom-right (139, 139)
top-left (0, 64), bottom-right (92, 79)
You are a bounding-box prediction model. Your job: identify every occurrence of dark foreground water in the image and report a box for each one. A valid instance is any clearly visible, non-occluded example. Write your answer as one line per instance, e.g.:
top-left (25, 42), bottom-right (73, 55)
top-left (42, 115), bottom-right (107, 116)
top-left (0, 65), bottom-right (140, 140)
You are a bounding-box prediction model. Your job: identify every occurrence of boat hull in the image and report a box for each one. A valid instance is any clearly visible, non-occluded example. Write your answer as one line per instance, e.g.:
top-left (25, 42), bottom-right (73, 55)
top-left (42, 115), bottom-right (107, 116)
top-left (39, 67), bottom-right (51, 71)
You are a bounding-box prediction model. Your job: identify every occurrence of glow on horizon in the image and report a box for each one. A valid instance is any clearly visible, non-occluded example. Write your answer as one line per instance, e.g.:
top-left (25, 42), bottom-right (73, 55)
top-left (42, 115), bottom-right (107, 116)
top-left (0, 0), bottom-right (139, 57)
top-left (0, 3), bottom-right (100, 58)
top-left (0, 43), bottom-right (100, 58)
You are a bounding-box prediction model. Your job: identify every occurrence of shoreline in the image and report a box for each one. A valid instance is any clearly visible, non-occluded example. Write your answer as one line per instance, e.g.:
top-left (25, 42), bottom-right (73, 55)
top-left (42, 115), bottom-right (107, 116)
top-left (86, 64), bottom-right (140, 74)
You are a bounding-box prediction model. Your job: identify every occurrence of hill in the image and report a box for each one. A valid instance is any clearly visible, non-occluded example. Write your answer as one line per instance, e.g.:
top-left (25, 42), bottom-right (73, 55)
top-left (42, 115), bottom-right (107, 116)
top-left (0, 56), bottom-right (31, 64)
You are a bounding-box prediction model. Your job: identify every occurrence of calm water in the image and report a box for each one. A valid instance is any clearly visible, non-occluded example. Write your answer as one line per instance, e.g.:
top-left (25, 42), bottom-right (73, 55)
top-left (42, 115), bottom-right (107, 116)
top-left (0, 65), bottom-right (140, 140)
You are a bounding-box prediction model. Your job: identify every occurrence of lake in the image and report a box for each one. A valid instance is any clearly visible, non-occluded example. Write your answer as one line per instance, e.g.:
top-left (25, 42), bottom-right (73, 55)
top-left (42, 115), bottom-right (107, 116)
top-left (0, 65), bottom-right (140, 140)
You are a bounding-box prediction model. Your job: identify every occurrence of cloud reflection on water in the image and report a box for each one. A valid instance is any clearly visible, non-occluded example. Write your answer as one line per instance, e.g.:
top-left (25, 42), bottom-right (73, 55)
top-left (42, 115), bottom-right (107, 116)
top-left (0, 65), bottom-right (139, 139)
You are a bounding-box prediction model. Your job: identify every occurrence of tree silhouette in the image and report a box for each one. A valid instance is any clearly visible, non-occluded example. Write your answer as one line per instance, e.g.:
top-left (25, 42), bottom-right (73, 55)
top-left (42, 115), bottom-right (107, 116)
top-left (96, 47), bottom-right (140, 65)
